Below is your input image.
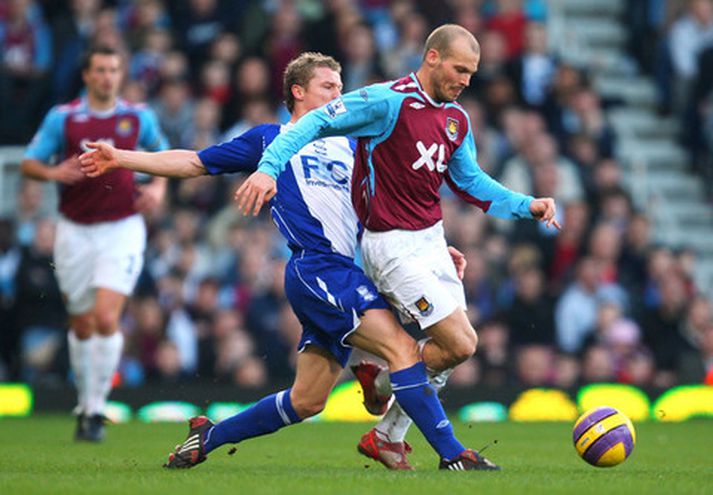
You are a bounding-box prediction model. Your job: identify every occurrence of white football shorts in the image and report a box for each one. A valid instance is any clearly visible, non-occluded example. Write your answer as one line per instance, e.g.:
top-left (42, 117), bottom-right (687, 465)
top-left (53, 214), bottom-right (146, 314)
top-left (360, 221), bottom-right (466, 330)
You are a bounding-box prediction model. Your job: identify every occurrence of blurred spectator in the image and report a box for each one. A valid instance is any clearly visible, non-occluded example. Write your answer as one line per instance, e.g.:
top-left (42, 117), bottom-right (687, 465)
top-left (341, 21), bottom-right (384, 91)
top-left (14, 219), bottom-right (65, 380)
top-left (264, 1), bottom-right (304, 98)
top-left (580, 344), bottom-right (616, 383)
top-left (0, 219), bottom-right (20, 379)
top-left (515, 344), bottom-right (553, 386)
top-left (129, 27), bottom-right (172, 96)
top-left (0, 0), bottom-right (52, 142)
top-left (181, 97), bottom-right (221, 149)
top-left (152, 78), bottom-right (194, 148)
top-left (50, 0), bottom-right (101, 103)
top-left (641, 272), bottom-right (691, 386)
top-left (173, 0), bottom-right (234, 73)
top-left (668, 0), bottom-right (713, 114)
top-left (556, 257), bottom-right (625, 354)
top-left (485, 0), bottom-right (527, 59)
top-left (473, 319), bottom-right (510, 387)
top-left (506, 265), bottom-right (555, 346)
top-left (14, 179), bottom-right (45, 247)
top-left (222, 98), bottom-right (276, 141)
top-left (382, 10), bottom-right (427, 78)
top-left (507, 21), bottom-right (556, 109)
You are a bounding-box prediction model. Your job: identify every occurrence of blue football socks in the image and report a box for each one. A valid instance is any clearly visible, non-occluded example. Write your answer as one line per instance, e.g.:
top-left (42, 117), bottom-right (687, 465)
top-left (390, 362), bottom-right (465, 460)
top-left (204, 389), bottom-right (302, 454)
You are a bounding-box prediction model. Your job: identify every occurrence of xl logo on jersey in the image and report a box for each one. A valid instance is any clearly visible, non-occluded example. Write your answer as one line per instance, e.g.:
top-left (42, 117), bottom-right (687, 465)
top-left (301, 155), bottom-right (349, 190)
top-left (411, 141), bottom-right (447, 173)
top-left (79, 138), bottom-right (115, 152)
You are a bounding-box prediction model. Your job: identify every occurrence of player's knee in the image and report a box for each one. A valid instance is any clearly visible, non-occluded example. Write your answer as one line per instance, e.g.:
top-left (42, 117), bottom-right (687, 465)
top-left (94, 309), bottom-right (120, 335)
top-left (446, 327), bottom-right (478, 365)
top-left (380, 335), bottom-right (419, 370)
top-left (71, 315), bottom-right (95, 339)
top-left (290, 395), bottom-right (327, 419)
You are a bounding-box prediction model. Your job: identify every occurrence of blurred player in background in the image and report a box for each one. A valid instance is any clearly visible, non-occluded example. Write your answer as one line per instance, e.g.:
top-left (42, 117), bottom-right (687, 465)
top-left (21, 45), bottom-right (168, 442)
top-left (236, 24), bottom-right (560, 470)
top-left (79, 52), bottom-right (500, 471)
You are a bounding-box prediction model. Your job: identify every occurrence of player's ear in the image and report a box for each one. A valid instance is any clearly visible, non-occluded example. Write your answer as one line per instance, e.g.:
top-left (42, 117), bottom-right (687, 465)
top-left (291, 84), bottom-right (305, 103)
top-left (424, 48), bottom-right (441, 67)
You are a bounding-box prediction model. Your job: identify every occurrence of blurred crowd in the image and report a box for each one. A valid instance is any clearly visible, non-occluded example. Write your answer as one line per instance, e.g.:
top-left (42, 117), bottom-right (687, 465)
top-left (1, 0), bottom-right (712, 391)
top-left (627, 0), bottom-right (713, 188)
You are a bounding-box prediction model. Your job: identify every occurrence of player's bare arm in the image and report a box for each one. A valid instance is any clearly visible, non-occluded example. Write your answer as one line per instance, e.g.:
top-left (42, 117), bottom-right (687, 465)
top-left (234, 171), bottom-right (277, 216)
top-left (78, 141), bottom-right (206, 179)
top-left (530, 197), bottom-right (561, 230)
top-left (21, 156), bottom-right (85, 185)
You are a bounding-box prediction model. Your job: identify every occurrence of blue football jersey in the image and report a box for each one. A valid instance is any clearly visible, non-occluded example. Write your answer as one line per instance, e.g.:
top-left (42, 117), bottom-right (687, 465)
top-left (198, 123), bottom-right (359, 258)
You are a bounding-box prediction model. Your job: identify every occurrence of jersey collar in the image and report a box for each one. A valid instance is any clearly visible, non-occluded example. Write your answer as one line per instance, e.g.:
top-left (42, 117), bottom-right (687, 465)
top-left (409, 73), bottom-right (444, 108)
top-left (80, 96), bottom-right (124, 118)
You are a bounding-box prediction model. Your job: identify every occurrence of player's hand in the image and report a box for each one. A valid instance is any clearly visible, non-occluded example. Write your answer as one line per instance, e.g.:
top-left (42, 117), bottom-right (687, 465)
top-left (78, 142), bottom-right (120, 177)
top-left (234, 171), bottom-right (277, 216)
top-left (530, 197), bottom-right (561, 230)
top-left (134, 179), bottom-right (167, 212)
top-left (49, 155), bottom-right (84, 184)
top-left (448, 245), bottom-right (467, 280)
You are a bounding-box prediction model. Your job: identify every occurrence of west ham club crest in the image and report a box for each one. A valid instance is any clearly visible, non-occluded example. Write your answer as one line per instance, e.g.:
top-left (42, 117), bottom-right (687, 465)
top-left (445, 117), bottom-right (459, 141)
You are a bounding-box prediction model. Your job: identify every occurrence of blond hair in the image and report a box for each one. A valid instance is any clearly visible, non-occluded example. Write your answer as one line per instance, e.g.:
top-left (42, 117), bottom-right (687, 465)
top-left (283, 52), bottom-right (341, 112)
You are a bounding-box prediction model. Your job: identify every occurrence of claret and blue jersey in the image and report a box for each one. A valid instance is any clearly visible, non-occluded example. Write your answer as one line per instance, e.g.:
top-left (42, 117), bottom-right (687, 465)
top-left (256, 73), bottom-right (535, 232)
top-left (198, 123), bottom-right (387, 367)
top-left (24, 97), bottom-right (168, 224)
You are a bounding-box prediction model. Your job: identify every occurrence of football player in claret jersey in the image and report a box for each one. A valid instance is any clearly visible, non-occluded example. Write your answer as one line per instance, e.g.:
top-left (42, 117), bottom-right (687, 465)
top-left (79, 52), bottom-right (500, 471)
top-left (21, 45), bottom-right (168, 442)
top-left (236, 24), bottom-right (561, 471)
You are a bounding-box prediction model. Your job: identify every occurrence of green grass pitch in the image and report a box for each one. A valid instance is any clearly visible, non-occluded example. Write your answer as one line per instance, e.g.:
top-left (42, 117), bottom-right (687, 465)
top-left (1, 416), bottom-right (711, 495)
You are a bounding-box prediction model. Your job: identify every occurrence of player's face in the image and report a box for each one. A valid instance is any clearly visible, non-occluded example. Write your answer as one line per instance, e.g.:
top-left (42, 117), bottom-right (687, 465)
top-left (302, 67), bottom-right (343, 110)
top-left (431, 37), bottom-right (479, 103)
top-left (83, 54), bottom-right (123, 103)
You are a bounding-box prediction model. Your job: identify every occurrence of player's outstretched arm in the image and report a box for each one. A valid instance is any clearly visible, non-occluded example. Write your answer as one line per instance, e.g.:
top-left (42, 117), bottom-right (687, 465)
top-left (530, 197), bottom-right (561, 230)
top-left (234, 171), bottom-right (277, 216)
top-left (79, 142), bottom-right (206, 178)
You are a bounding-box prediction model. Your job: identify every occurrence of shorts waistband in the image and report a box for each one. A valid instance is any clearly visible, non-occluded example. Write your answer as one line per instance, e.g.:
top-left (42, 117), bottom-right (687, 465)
top-left (363, 220), bottom-right (444, 239)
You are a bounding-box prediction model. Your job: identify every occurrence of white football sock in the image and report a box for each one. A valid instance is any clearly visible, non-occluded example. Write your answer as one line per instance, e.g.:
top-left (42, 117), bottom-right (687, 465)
top-left (68, 331), bottom-right (94, 415)
top-left (88, 331), bottom-right (124, 416)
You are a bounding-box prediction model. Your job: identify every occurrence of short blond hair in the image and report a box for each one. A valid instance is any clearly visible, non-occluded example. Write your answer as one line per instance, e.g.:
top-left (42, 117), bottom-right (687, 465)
top-left (283, 52), bottom-right (341, 112)
top-left (424, 24), bottom-right (480, 59)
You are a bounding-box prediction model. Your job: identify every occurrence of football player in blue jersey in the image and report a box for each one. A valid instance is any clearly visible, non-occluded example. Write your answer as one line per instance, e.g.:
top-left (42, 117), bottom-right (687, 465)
top-left (80, 52), bottom-right (500, 471)
top-left (236, 25), bottom-right (561, 471)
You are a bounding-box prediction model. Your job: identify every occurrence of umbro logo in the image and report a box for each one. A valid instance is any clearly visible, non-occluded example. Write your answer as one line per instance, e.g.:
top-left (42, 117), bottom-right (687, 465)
top-left (409, 102), bottom-right (425, 109)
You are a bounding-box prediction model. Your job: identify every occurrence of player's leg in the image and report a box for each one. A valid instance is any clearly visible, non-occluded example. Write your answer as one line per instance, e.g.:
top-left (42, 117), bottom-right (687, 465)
top-left (164, 346), bottom-right (342, 469)
top-left (84, 214), bottom-right (145, 438)
top-left (67, 312), bottom-right (96, 440)
top-left (348, 309), bottom-right (470, 465)
top-left (86, 288), bottom-right (127, 432)
top-left (205, 346), bottom-right (341, 450)
top-left (53, 216), bottom-right (99, 439)
top-left (360, 225), bottom-right (477, 453)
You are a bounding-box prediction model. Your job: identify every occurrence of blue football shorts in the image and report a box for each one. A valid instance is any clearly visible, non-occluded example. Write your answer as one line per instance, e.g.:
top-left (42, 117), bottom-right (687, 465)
top-left (284, 250), bottom-right (389, 367)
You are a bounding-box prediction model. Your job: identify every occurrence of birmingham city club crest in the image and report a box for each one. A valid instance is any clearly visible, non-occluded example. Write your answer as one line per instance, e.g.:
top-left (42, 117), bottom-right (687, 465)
top-left (446, 117), bottom-right (459, 141)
